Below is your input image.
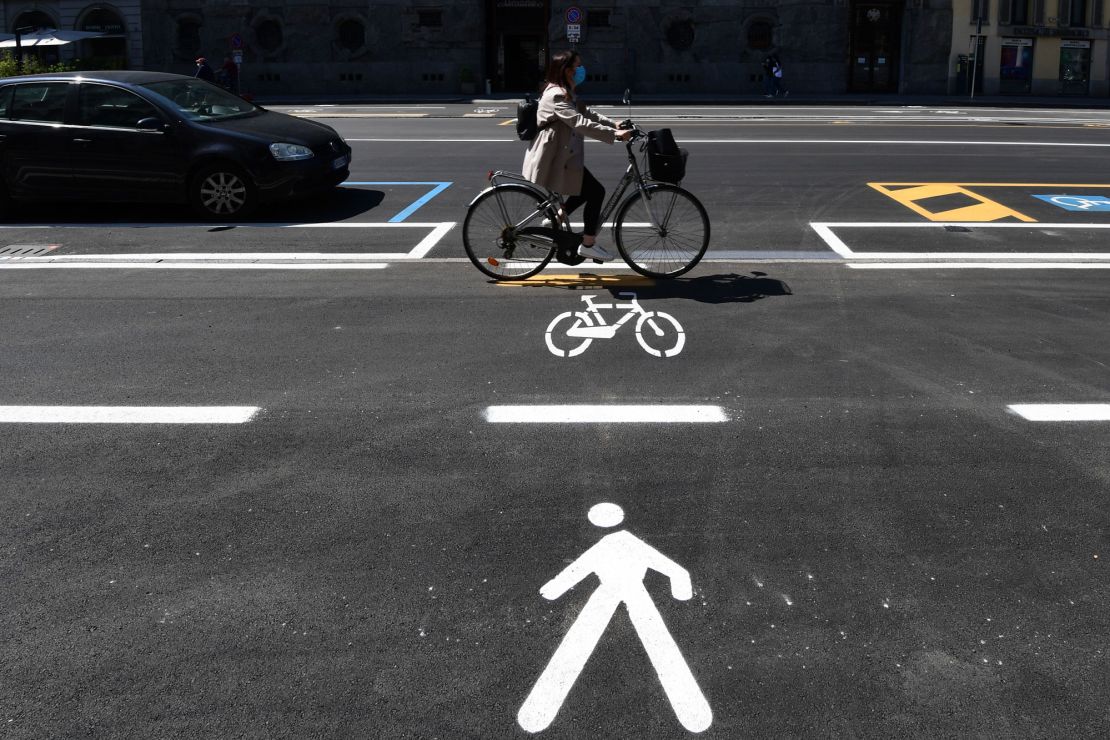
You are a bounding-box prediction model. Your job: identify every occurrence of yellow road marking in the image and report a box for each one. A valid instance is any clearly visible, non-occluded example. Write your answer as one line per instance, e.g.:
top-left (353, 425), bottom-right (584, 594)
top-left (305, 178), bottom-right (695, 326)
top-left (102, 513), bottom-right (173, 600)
top-left (495, 273), bottom-right (654, 288)
top-left (499, 119), bottom-right (516, 126)
top-left (869, 182), bottom-right (1036, 222)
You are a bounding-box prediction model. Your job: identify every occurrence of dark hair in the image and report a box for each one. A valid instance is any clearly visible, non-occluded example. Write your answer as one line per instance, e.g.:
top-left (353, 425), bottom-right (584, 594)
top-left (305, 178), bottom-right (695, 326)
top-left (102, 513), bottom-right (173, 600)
top-left (542, 49), bottom-right (580, 93)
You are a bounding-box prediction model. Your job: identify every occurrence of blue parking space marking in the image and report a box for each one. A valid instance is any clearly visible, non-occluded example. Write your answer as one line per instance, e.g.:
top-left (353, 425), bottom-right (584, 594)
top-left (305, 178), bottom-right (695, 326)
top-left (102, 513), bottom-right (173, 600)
top-left (345, 181), bottom-right (453, 222)
top-left (1033, 194), bottom-right (1110, 212)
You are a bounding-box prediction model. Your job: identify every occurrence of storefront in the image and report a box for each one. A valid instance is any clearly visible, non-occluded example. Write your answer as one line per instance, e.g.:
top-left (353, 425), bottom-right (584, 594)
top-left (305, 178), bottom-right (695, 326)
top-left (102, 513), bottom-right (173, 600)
top-left (999, 37), bottom-right (1033, 93)
top-left (1059, 39), bottom-right (1092, 94)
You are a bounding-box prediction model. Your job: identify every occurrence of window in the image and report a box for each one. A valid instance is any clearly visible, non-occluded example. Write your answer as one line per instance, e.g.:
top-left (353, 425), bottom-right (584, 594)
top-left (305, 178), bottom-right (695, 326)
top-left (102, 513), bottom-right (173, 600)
top-left (587, 10), bottom-right (611, 28)
top-left (79, 8), bottom-right (125, 34)
top-left (9, 83), bottom-right (69, 124)
top-left (747, 20), bottom-right (773, 50)
top-left (255, 19), bottom-right (283, 52)
top-left (78, 85), bottom-right (160, 128)
top-left (176, 18), bottom-right (201, 54)
top-left (11, 10), bottom-right (55, 32)
top-left (970, 0), bottom-right (991, 23)
top-left (1069, 0), bottom-right (1088, 25)
top-left (1002, 0), bottom-right (1031, 24)
top-left (665, 19), bottom-right (695, 51)
top-left (337, 19), bottom-right (365, 51)
top-left (418, 10), bottom-right (442, 28)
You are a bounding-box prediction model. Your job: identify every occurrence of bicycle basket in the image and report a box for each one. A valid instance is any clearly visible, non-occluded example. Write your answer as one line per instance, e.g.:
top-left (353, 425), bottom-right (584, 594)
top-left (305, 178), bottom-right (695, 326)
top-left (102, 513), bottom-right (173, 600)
top-left (645, 128), bottom-right (688, 184)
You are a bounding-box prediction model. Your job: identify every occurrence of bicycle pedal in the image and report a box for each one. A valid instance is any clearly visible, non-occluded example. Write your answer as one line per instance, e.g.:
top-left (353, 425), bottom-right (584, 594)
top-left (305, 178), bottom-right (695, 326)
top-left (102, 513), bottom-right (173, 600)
top-left (592, 258), bottom-right (604, 265)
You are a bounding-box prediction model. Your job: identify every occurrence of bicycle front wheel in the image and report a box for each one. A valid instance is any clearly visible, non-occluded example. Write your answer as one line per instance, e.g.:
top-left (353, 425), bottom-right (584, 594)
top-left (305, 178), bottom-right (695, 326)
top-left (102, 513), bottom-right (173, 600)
top-left (613, 185), bottom-right (710, 278)
top-left (463, 185), bottom-right (558, 280)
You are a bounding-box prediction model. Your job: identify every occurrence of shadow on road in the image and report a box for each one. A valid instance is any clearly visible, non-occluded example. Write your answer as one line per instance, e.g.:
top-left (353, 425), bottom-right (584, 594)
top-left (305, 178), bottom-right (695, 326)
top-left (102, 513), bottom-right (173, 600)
top-left (611, 272), bottom-right (793, 304)
top-left (1, 187), bottom-right (385, 225)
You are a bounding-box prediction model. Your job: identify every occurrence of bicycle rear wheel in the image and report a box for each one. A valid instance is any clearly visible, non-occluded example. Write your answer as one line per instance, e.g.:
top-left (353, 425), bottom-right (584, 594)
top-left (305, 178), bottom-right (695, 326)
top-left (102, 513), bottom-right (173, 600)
top-left (463, 185), bottom-right (558, 280)
top-left (613, 184), bottom-right (710, 278)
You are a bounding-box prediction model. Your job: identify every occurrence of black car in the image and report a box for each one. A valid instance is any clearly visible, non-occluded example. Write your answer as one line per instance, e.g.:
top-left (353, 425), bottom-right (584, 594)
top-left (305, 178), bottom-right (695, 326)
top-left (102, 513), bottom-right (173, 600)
top-left (0, 71), bottom-right (352, 219)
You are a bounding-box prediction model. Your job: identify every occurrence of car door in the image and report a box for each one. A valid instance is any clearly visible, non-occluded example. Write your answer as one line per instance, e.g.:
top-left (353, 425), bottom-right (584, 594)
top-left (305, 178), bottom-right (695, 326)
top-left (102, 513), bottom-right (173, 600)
top-left (69, 82), bottom-right (186, 202)
top-left (2, 81), bottom-right (74, 199)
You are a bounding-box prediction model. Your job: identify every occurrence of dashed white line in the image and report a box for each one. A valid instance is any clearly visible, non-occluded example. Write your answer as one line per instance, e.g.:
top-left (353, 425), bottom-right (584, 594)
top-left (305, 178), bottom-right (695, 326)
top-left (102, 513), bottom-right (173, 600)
top-left (1008, 404), bottom-right (1110, 421)
top-left (0, 406), bottom-right (260, 424)
top-left (483, 405), bottom-right (729, 423)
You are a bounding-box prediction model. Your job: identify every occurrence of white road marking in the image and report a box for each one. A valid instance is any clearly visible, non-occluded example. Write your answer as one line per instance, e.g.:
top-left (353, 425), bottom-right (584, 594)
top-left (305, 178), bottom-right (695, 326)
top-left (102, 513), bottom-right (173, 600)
top-left (1008, 404), bottom-right (1110, 421)
top-left (812, 222), bottom-right (1110, 264)
top-left (518, 503), bottom-right (712, 734)
top-left (0, 262), bottom-right (390, 270)
top-left (849, 262), bottom-right (1110, 269)
top-left (483, 405), bottom-right (728, 423)
top-left (0, 406), bottom-right (260, 423)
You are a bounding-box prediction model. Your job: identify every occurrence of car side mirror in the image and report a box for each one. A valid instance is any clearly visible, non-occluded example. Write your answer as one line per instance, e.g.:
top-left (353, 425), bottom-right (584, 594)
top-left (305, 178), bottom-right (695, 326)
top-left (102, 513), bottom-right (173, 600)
top-left (136, 117), bottom-right (166, 132)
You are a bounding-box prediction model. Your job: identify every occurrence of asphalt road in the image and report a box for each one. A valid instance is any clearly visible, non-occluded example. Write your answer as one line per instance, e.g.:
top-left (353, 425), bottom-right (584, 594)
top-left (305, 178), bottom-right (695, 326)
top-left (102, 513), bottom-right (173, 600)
top-left (2, 107), bottom-right (1110, 738)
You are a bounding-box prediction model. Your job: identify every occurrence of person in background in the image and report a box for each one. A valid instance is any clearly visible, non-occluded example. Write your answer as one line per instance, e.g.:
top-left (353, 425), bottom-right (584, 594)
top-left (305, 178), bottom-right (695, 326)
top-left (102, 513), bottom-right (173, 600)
top-left (194, 57), bottom-right (215, 83)
top-left (769, 55), bottom-right (789, 97)
top-left (522, 50), bottom-right (634, 263)
top-left (219, 54), bottom-right (240, 93)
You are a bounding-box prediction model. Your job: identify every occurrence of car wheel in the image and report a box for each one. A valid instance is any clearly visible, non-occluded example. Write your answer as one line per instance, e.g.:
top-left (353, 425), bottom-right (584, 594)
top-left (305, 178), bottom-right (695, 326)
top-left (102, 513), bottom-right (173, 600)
top-left (191, 164), bottom-right (256, 220)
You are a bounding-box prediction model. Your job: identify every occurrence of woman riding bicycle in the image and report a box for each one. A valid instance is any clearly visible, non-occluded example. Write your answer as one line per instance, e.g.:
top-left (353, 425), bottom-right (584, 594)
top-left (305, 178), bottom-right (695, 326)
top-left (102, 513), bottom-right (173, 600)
top-left (522, 50), bottom-right (634, 263)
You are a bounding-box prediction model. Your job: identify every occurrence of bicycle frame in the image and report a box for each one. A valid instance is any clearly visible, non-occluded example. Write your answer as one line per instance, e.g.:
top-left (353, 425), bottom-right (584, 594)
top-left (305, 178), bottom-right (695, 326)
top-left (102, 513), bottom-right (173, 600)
top-left (485, 130), bottom-right (665, 237)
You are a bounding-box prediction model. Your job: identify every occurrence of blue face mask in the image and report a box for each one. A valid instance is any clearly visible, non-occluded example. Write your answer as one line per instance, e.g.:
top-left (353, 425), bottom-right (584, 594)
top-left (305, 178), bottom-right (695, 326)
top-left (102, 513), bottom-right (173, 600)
top-left (573, 66), bottom-right (587, 86)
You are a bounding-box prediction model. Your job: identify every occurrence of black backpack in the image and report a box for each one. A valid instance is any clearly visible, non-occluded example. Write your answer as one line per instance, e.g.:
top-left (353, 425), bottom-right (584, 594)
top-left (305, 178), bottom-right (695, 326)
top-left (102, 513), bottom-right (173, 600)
top-left (516, 95), bottom-right (542, 141)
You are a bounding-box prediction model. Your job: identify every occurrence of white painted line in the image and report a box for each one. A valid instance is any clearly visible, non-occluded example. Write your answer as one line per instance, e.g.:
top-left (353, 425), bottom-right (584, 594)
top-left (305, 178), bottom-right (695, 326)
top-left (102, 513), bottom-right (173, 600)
top-left (483, 405), bottom-right (728, 423)
top-left (0, 222), bottom-right (449, 229)
top-left (0, 262), bottom-right (389, 270)
top-left (0, 406), bottom-right (260, 424)
top-left (407, 222), bottom-right (456, 258)
top-left (849, 262), bottom-right (1110, 270)
top-left (1008, 404), bottom-right (1110, 421)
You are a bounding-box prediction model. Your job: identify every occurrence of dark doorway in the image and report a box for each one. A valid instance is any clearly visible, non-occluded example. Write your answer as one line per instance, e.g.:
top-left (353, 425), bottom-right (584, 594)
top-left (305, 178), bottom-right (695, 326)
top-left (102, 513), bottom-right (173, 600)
top-left (485, 0), bottom-right (549, 93)
top-left (849, 2), bottom-right (903, 93)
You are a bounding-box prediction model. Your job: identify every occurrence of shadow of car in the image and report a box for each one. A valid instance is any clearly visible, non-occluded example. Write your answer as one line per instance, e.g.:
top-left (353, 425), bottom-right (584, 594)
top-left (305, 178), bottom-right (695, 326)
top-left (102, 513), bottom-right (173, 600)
top-left (0, 70), bottom-right (352, 220)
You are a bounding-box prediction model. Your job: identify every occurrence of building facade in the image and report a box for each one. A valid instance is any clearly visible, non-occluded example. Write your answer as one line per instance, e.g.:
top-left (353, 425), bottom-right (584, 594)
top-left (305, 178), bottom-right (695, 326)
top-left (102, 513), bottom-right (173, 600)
top-left (7, 1), bottom-right (958, 97)
top-left (950, 0), bottom-right (1109, 95)
top-left (2, 1), bottom-right (142, 69)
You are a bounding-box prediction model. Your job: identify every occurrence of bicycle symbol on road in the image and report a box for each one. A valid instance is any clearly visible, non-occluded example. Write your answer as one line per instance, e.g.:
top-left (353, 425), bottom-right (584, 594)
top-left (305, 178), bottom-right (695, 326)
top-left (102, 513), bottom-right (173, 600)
top-left (545, 292), bottom-right (685, 358)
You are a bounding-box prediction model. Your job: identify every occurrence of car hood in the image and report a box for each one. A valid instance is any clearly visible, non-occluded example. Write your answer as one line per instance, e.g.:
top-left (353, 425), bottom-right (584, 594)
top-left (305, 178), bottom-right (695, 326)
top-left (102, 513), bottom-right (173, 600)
top-left (203, 110), bottom-right (340, 148)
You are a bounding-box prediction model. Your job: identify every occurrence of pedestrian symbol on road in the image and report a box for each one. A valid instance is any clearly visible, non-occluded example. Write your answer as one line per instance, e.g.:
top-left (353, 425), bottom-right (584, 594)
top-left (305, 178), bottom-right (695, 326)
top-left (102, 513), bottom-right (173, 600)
top-left (517, 503), bottom-right (712, 733)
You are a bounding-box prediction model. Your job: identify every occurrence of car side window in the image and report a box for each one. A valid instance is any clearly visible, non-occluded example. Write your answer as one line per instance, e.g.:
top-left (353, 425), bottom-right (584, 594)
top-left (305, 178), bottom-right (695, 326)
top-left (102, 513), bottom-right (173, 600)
top-left (9, 83), bottom-right (69, 124)
top-left (78, 84), bottom-right (161, 129)
top-left (0, 86), bottom-right (12, 119)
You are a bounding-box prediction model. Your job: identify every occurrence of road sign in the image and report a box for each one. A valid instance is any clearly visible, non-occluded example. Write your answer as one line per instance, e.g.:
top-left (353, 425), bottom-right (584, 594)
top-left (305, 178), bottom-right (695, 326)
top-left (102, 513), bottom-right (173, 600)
top-left (229, 32), bottom-right (244, 50)
top-left (565, 6), bottom-right (583, 24)
top-left (566, 23), bottom-right (581, 41)
top-left (232, 50), bottom-right (243, 65)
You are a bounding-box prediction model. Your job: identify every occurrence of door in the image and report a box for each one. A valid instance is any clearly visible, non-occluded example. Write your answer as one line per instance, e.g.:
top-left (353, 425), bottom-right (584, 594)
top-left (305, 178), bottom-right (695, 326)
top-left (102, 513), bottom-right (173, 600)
top-left (1059, 41), bottom-right (1091, 95)
top-left (2, 82), bottom-right (74, 199)
top-left (503, 34), bottom-right (545, 92)
top-left (849, 3), bottom-right (903, 93)
top-left (485, 0), bottom-right (549, 93)
top-left (70, 83), bottom-right (185, 201)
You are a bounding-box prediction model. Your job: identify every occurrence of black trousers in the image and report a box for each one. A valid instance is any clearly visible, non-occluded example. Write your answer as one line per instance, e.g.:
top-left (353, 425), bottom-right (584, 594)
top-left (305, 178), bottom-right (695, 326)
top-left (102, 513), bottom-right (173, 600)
top-left (562, 168), bottom-right (605, 237)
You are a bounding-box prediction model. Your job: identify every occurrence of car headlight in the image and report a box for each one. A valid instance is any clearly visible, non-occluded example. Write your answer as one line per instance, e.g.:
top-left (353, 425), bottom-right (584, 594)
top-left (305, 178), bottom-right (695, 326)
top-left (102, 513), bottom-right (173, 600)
top-left (269, 143), bottom-right (314, 161)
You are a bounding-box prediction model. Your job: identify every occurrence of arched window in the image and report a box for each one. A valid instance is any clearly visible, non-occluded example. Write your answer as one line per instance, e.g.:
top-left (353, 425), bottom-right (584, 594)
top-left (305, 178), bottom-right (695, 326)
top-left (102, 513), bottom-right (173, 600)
top-left (254, 19), bottom-right (283, 53)
top-left (337, 19), bottom-right (366, 52)
top-left (747, 20), bottom-right (774, 51)
top-left (78, 5), bottom-right (128, 69)
top-left (176, 17), bottom-right (202, 57)
top-left (12, 10), bottom-right (56, 32)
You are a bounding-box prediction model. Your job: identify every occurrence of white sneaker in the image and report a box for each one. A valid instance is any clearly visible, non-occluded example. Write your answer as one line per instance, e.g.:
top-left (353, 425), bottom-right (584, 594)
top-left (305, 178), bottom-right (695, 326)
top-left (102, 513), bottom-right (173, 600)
top-left (578, 243), bottom-right (617, 262)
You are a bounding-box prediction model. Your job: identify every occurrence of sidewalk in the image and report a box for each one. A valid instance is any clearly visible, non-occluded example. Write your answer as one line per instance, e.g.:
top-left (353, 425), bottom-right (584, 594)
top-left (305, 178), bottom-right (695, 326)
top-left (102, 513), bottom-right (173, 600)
top-left (253, 91), bottom-right (1110, 111)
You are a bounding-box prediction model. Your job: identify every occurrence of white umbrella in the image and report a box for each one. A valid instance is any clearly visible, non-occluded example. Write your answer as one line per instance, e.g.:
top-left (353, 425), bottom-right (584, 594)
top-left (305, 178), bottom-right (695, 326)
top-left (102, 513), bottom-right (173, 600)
top-left (0, 29), bottom-right (104, 48)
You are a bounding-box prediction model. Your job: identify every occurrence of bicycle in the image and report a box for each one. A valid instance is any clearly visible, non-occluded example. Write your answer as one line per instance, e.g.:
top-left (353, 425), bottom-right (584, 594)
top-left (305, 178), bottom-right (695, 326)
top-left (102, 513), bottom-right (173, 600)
top-left (545, 292), bottom-right (685, 358)
top-left (462, 123), bottom-right (710, 281)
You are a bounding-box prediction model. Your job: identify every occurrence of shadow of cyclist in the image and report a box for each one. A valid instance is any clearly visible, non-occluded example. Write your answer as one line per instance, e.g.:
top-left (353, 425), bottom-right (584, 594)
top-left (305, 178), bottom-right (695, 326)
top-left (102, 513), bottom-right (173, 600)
top-left (603, 272), bottom-right (792, 304)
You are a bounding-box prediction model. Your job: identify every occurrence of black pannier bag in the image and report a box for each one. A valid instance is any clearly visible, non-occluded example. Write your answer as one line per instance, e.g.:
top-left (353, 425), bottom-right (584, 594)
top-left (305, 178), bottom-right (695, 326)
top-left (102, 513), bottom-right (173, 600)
top-left (645, 128), bottom-right (688, 184)
top-left (516, 95), bottom-right (541, 141)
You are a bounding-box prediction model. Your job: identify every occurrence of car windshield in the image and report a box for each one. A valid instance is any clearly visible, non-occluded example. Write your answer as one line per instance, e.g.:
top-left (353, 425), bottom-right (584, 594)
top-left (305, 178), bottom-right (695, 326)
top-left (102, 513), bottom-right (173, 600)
top-left (139, 79), bottom-right (258, 122)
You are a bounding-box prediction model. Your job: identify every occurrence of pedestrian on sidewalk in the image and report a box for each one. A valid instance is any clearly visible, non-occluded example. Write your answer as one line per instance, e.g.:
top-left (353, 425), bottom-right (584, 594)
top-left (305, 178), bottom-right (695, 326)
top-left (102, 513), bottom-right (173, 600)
top-left (194, 56), bottom-right (215, 83)
top-left (768, 55), bottom-right (789, 97)
top-left (761, 56), bottom-right (777, 97)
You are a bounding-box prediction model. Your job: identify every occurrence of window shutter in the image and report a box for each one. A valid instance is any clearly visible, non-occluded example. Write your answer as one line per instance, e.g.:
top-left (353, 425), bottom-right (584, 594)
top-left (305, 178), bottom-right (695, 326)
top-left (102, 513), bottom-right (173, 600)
top-left (1034, 0), bottom-right (1045, 22)
top-left (1094, 0), bottom-right (1104, 26)
top-left (999, 0), bottom-right (1012, 23)
top-left (1059, 0), bottom-right (1071, 23)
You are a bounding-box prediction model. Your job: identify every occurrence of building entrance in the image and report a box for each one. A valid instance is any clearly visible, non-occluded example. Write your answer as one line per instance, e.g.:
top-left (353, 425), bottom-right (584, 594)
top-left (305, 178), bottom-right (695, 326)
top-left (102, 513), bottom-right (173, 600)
top-left (485, 0), bottom-right (550, 93)
top-left (849, 2), bottom-right (903, 92)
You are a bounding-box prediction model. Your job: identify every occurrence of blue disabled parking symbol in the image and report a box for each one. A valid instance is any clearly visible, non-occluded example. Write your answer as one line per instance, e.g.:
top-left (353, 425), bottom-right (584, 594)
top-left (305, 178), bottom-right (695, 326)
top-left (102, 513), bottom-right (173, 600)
top-left (1033, 194), bottom-right (1110, 212)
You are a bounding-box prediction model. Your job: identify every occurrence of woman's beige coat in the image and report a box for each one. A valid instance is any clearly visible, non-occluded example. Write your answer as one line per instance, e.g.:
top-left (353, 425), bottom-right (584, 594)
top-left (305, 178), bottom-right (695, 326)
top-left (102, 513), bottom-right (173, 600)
top-left (522, 84), bottom-right (619, 196)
